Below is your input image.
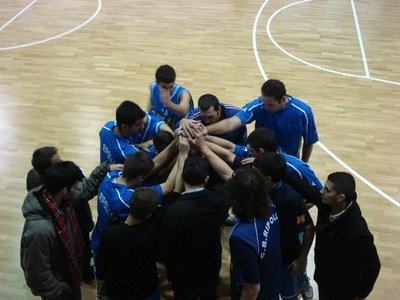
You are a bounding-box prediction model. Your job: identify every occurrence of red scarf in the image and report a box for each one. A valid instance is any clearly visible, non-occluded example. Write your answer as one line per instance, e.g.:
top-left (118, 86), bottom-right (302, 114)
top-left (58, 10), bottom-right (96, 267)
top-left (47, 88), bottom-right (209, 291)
top-left (42, 189), bottom-right (85, 289)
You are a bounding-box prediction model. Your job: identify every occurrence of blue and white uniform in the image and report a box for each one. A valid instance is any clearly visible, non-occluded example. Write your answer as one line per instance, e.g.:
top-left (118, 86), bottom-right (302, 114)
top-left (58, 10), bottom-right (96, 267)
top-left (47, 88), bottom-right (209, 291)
top-left (279, 148), bottom-right (323, 189)
top-left (186, 103), bottom-right (247, 145)
top-left (150, 81), bottom-right (194, 129)
top-left (99, 121), bottom-right (139, 164)
top-left (233, 145), bottom-right (251, 158)
top-left (91, 171), bottom-right (163, 260)
top-left (131, 112), bottom-right (166, 144)
top-left (235, 96), bottom-right (319, 157)
top-left (230, 200), bottom-right (281, 300)
top-left (270, 181), bottom-right (312, 299)
top-left (232, 146), bottom-right (322, 190)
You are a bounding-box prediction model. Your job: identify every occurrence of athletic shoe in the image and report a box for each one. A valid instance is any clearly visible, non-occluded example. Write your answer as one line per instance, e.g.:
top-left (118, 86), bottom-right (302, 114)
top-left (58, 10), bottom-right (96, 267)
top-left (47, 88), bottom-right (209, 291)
top-left (302, 274), bottom-right (313, 300)
top-left (224, 214), bottom-right (237, 226)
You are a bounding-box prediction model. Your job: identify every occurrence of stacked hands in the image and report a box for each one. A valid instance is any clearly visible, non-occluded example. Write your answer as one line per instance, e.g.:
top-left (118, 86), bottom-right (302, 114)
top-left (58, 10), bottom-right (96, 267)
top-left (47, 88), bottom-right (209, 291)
top-left (177, 119), bottom-right (255, 166)
top-left (175, 119), bottom-right (207, 149)
top-left (137, 119), bottom-right (206, 154)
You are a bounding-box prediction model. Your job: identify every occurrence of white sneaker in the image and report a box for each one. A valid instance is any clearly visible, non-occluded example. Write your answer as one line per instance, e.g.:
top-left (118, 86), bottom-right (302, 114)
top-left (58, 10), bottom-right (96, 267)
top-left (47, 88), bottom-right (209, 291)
top-left (224, 214), bottom-right (237, 226)
top-left (301, 274), bottom-right (313, 300)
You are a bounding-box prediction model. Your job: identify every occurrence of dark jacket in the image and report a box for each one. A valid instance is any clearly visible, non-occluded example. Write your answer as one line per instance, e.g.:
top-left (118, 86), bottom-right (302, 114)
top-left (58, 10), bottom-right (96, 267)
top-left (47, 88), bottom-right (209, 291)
top-left (313, 200), bottom-right (380, 299)
top-left (20, 163), bottom-right (110, 300)
top-left (159, 184), bottom-right (228, 293)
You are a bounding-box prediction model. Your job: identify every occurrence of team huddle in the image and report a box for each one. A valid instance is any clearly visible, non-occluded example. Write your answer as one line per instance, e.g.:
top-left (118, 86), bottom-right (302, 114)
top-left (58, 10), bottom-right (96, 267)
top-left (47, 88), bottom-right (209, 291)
top-left (20, 65), bottom-right (381, 300)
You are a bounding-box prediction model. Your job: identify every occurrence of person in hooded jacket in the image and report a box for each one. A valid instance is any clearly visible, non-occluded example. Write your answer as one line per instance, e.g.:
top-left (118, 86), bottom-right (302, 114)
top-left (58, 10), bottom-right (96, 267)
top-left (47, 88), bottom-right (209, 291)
top-left (21, 161), bottom-right (121, 300)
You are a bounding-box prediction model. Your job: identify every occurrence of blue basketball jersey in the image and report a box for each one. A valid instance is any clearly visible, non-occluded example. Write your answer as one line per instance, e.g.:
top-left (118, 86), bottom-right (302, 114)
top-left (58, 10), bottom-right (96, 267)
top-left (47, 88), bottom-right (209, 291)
top-left (91, 171), bottom-right (163, 259)
top-left (232, 144), bottom-right (322, 189)
top-left (279, 148), bottom-right (323, 189)
top-left (150, 81), bottom-right (194, 129)
top-left (234, 145), bottom-right (252, 158)
top-left (235, 96), bottom-right (319, 157)
top-left (230, 200), bottom-right (281, 300)
top-left (131, 112), bottom-right (166, 144)
top-left (186, 103), bottom-right (247, 145)
top-left (99, 121), bottom-right (139, 164)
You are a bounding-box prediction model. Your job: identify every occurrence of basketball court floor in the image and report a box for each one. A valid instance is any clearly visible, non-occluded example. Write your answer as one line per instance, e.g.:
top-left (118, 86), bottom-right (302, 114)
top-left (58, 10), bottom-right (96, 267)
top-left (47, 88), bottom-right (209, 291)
top-left (0, 0), bottom-right (399, 298)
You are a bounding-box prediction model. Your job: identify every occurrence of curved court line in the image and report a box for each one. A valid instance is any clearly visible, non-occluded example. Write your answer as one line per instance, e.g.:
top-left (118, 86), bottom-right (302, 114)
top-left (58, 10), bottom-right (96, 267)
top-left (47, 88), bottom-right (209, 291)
top-left (0, 0), bottom-right (102, 51)
top-left (252, 0), bottom-right (270, 81)
top-left (253, 0), bottom-right (400, 207)
top-left (265, 0), bottom-right (400, 86)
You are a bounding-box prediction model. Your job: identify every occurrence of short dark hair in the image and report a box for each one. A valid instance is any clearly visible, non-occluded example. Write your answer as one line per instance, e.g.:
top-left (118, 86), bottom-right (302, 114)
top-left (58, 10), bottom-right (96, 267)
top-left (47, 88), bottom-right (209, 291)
top-left (254, 152), bottom-right (286, 183)
top-left (129, 187), bottom-right (159, 221)
top-left (153, 131), bottom-right (174, 153)
top-left (247, 128), bottom-right (278, 153)
top-left (182, 156), bottom-right (210, 186)
top-left (116, 100), bottom-right (145, 129)
top-left (261, 79), bottom-right (286, 102)
top-left (226, 166), bottom-right (269, 222)
top-left (45, 161), bottom-right (82, 194)
top-left (155, 65), bottom-right (176, 84)
top-left (123, 152), bottom-right (154, 180)
top-left (327, 172), bottom-right (357, 203)
top-left (31, 146), bottom-right (58, 176)
top-left (198, 94), bottom-right (219, 111)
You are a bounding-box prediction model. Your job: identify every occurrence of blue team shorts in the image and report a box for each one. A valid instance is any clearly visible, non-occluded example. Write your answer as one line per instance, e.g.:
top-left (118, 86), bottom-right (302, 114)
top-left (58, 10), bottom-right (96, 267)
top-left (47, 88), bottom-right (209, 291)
top-left (280, 267), bottom-right (305, 299)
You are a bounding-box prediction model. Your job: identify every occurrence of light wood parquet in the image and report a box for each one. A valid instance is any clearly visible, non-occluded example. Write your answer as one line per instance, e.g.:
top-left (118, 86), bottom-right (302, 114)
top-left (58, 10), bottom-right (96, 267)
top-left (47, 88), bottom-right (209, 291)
top-left (0, 0), bottom-right (399, 299)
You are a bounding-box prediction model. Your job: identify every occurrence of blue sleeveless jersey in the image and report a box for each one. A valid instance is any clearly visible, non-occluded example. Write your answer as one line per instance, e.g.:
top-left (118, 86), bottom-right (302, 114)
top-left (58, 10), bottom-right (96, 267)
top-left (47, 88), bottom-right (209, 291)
top-left (150, 81), bottom-right (193, 129)
top-left (131, 112), bottom-right (166, 144)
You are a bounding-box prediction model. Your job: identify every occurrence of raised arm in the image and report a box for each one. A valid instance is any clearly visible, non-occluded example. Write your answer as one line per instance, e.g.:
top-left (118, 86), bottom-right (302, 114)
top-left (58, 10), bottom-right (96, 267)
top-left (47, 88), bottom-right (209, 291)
top-left (206, 141), bottom-right (236, 165)
top-left (152, 137), bottom-right (178, 175)
top-left (72, 162), bottom-right (123, 204)
top-left (205, 135), bottom-right (236, 152)
top-left (206, 115), bottom-right (242, 135)
top-left (190, 127), bottom-right (234, 182)
top-left (159, 158), bottom-right (178, 196)
top-left (161, 89), bottom-right (192, 117)
top-left (160, 123), bottom-right (175, 135)
top-left (174, 135), bottom-right (190, 193)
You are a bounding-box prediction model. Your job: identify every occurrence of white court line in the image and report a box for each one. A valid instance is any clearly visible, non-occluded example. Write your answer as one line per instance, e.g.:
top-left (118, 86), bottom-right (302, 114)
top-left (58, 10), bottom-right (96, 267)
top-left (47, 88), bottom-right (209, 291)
top-left (265, 0), bottom-right (400, 86)
top-left (350, 0), bottom-right (370, 77)
top-left (318, 142), bottom-right (400, 208)
top-left (253, 0), bottom-right (400, 207)
top-left (252, 0), bottom-right (271, 81)
top-left (0, 0), bottom-right (102, 51)
top-left (0, 0), bottom-right (38, 32)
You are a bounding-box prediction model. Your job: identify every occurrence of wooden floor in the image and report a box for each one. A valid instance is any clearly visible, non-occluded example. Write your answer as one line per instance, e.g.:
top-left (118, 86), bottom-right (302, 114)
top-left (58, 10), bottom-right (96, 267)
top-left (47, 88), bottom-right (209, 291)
top-left (1, 0), bottom-right (399, 299)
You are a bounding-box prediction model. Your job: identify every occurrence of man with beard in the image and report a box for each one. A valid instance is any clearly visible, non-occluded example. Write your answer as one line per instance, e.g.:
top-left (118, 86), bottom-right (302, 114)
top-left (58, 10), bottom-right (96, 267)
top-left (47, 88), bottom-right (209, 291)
top-left (21, 161), bottom-right (99, 300)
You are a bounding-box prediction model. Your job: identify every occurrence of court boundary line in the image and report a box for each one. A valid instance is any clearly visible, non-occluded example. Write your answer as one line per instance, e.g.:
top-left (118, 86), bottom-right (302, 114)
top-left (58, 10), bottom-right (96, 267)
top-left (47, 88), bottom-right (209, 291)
top-left (0, 0), bottom-right (38, 32)
top-left (253, 0), bottom-right (400, 207)
top-left (0, 0), bottom-right (102, 51)
top-left (350, 0), bottom-right (369, 77)
top-left (265, 0), bottom-right (400, 86)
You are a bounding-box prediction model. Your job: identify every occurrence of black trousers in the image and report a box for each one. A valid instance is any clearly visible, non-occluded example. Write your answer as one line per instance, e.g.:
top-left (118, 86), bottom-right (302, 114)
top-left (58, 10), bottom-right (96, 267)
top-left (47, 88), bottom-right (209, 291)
top-left (173, 280), bottom-right (218, 300)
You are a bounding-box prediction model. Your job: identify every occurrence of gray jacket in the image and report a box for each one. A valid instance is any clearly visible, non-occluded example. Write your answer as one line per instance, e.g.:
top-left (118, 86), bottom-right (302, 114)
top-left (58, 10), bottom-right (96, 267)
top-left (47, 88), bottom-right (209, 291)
top-left (20, 162), bottom-right (110, 300)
